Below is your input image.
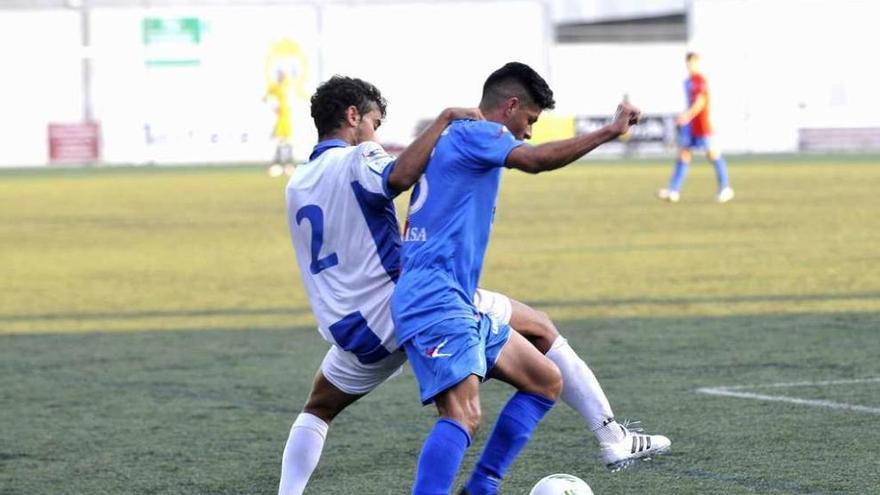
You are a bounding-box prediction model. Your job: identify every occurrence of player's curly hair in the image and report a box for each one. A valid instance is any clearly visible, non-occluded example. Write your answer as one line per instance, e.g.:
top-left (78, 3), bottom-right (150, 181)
top-left (311, 76), bottom-right (388, 138)
top-left (481, 62), bottom-right (555, 110)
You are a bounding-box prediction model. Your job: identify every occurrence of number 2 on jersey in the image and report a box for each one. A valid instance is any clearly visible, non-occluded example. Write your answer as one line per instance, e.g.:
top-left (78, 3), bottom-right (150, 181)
top-left (295, 205), bottom-right (339, 274)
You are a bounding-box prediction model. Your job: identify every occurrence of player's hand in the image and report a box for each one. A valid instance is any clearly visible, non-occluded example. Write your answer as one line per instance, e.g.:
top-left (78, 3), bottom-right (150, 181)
top-left (675, 113), bottom-right (690, 126)
top-left (611, 101), bottom-right (640, 135)
top-left (443, 107), bottom-right (485, 122)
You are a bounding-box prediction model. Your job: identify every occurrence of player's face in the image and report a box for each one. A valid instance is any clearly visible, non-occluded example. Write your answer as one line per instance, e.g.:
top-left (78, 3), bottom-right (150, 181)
top-left (354, 102), bottom-right (383, 144)
top-left (505, 102), bottom-right (542, 141)
top-left (687, 56), bottom-right (700, 74)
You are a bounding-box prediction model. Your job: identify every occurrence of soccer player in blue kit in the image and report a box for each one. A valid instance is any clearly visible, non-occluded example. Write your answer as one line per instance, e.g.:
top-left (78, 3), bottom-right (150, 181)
top-left (392, 62), bottom-right (657, 495)
top-left (282, 73), bottom-right (669, 495)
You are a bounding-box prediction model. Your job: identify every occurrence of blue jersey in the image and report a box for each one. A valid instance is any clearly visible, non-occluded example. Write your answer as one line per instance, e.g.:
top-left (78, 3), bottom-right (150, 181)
top-left (391, 120), bottom-right (523, 343)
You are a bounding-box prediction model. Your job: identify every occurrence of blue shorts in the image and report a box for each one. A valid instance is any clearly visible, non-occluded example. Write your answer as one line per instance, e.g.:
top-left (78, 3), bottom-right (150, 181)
top-left (678, 126), bottom-right (712, 149)
top-left (403, 314), bottom-right (511, 405)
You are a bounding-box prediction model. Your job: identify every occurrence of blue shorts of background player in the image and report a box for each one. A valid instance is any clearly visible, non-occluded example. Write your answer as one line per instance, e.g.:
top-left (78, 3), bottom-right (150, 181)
top-left (678, 124), bottom-right (712, 150)
top-left (404, 314), bottom-right (510, 405)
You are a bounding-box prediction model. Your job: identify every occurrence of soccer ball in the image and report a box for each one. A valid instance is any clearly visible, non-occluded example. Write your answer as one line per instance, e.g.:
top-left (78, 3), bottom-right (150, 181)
top-left (529, 473), bottom-right (593, 495)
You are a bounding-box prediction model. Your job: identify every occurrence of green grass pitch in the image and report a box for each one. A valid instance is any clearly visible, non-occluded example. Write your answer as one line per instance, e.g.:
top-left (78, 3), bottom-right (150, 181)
top-left (2, 156), bottom-right (880, 494)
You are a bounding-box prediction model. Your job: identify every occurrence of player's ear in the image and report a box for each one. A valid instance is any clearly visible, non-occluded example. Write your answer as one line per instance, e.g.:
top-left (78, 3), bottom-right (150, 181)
top-left (504, 96), bottom-right (520, 117)
top-left (344, 105), bottom-right (360, 127)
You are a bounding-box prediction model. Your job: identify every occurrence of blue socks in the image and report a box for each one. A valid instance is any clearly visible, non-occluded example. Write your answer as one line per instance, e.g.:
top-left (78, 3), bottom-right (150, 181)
top-left (463, 392), bottom-right (556, 495)
top-left (412, 418), bottom-right (471, 495)
top-left (669, 159), bottom-right (689, 191)
top-left (712, 156), bottom-right (730, 189)
top-left (671, 157), bottom-right (730, 192)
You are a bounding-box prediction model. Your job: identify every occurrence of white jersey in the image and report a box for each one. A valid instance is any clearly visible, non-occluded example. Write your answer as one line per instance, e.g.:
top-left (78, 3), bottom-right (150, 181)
top-left (285, 139), bottom-right (401, 365)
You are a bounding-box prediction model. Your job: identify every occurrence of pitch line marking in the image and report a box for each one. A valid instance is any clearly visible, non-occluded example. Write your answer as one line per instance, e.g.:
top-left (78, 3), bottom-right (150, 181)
top-left (696, 377), bottom-right (880, 415)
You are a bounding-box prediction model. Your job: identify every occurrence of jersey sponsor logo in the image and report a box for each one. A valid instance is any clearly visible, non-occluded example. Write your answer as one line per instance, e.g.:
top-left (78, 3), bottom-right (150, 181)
top-left (425, 338), bottom-right (453, 358)
top-left (403, 226), bottom-right (427, 242)
top-left (408, 175), bottom-right (429, 215)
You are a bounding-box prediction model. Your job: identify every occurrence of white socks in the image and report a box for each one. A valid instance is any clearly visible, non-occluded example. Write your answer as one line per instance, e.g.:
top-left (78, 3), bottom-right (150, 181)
top-left (544, 336), bottom-right (624, 444)
top-left (278, 412), bottom-right (329, 495)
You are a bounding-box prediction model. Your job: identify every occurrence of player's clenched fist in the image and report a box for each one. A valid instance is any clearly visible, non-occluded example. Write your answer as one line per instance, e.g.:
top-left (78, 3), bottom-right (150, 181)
top-left (611, 101), bottom-right (641, 135)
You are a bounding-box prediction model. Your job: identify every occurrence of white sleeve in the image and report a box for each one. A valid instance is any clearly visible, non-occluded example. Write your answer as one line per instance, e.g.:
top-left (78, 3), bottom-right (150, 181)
top-left (349, 141), bottom-right (397, 199)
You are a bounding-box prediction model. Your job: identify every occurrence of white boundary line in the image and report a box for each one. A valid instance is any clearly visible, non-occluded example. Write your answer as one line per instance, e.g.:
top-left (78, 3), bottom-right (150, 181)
top-left (696, 377), bottom-right (880, 415)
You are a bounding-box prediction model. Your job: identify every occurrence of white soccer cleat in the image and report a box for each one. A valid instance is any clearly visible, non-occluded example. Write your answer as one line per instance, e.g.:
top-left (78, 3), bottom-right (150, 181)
top-left (600, 422), bottom-right (671, 472)
top-left (715, 187), bottom-right (735, 203)
top-left (656, 188), bottom-right (680, 203)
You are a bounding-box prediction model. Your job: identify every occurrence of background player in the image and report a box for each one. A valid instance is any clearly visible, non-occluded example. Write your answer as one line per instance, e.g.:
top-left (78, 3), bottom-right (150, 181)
top-left (658, 51), bottom-right (734, 203)
top-left (392, 62), bottom-right (669, 495)
top-left (265, 69), bottom-right (296, 177)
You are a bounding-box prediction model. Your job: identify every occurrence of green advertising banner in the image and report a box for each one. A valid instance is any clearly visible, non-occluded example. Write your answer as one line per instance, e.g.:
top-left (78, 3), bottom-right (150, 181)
top-left (142, 17), bottom-right (202, 67)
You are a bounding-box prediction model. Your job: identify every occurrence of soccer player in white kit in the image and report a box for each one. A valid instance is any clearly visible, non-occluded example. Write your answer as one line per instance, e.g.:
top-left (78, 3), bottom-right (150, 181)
top-left (280, 76), bottom-right (669, 495)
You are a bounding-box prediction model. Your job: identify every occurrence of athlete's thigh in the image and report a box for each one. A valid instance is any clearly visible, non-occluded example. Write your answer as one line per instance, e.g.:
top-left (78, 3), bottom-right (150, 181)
top-left (475, 289), bottom-right (558, 352)
top-left (320, 344), bottom-right (407, 396)
top-left (303, 368), bottom-right (364, 422)
top-left (488, 330), bottom-right (559, 395)
top-left (403, 317), bottom-right (489, 405)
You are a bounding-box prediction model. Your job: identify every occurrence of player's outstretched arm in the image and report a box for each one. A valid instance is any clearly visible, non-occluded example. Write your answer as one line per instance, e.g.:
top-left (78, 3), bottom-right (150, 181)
top-left (387, 107), bottom-right (484, 192)
top-left (506, 101), bottom-right (640, 174)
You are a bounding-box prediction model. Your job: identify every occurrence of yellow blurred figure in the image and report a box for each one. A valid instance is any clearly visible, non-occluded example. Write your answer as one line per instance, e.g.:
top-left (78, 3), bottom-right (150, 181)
top-left (265, 69), bottom-right (295, 176)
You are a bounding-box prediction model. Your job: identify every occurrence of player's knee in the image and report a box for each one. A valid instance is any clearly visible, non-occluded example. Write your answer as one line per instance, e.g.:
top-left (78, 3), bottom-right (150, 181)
top-left (303, 396), bottom-right (346, 424)
top-left (542, 362), bottom-right (563, 401)
top-left (678, 149), bottom-right (691, 162)
top-left (533, 310), bottom-right (560, 351)
top-left (439, 398), bottom-right (482, 436)
top-left (461, 406), bottom-right (482, 437)
top-left (302, 404), bottom-right (340, 424)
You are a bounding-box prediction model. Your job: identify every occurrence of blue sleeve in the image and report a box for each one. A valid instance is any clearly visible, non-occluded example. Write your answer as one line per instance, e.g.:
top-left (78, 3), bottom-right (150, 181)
top-left (381, 160), bottom-right (400, 199)
top-left (460, 121), bottom-right (523, 171)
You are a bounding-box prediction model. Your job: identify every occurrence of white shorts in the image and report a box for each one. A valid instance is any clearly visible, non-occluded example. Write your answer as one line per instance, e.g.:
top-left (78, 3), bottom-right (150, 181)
top-left (319, 288), bottom-right (513, 395)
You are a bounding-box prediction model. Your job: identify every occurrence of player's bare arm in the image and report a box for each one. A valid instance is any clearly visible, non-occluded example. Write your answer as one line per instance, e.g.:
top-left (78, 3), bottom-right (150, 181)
top-left (506, 101), bottom-right (640, 174)
top-left (676, 93), bottom-right (706, 126)
top-left (387, 107), bottom-right (484, 192)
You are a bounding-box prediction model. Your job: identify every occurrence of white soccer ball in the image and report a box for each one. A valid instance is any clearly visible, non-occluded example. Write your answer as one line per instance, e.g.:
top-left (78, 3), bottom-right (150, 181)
top-left (529, 473), bottom-right (594, 495)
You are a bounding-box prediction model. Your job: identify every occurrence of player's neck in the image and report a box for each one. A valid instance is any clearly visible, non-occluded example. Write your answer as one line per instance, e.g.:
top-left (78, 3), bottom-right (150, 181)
top-left (480, 106), bottom-right (506, 125)
top-left (320, 129), bottom-right (356, 146)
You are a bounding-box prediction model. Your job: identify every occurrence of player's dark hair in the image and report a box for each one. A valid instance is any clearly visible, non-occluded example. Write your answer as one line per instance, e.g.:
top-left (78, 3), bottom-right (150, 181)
top-left (686, 51), bottom-right (699, 62)
top-left (480, 62), bottom-right (555, 110)
top-left (311, 76), bottom-right (387, 138)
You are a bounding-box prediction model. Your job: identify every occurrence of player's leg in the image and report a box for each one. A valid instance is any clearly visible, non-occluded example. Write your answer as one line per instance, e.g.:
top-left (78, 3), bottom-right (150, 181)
top-left (508, 298), bottom-right (617, 426)
top-left (476, 289), bottom-right (671, 471)
top-left (279, 370), bottom-right (360, 495)
top-left (280, 139), bottom-right (296, 175)
top-left (477, 290), bottom-right (618, 428)
top-left (476, 290), bottom-right (614, 429)
top-left (706, 143), bottom-right (734, 202)
top-left (403, 319), bottom-right (491, 495)
top-left (269, 138), bottom-right (285, 177)
top-left (279, 347), bottom-right (406, 495)
top-left (412, 376), bottom-right (481, 495)
top-left (462, 325), bottom-right (561, 495)
top-left (658, 128), bottom-right (692, 202)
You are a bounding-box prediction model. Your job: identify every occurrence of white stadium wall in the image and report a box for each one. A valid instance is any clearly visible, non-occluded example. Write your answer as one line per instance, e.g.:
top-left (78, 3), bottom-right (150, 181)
top-left (318, 1), bottom-right (548, 151)
top-left (0, 1), bottom-right (548, 167)
top-left (690, 0), bottom-right (880, 153)
top-left (1, 0), bottom-right (878, 166)
top-left (0, 10), bottom-right (82, 167)
top-left (89, 6), bottom-right (321, 165)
